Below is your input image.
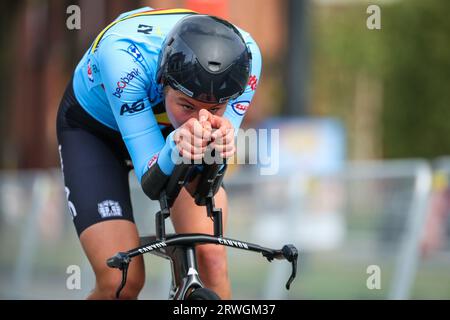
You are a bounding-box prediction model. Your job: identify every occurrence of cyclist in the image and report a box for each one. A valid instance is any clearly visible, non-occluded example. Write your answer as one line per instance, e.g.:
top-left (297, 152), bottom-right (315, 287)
top-left (56, 7), bottom-right (261, 299)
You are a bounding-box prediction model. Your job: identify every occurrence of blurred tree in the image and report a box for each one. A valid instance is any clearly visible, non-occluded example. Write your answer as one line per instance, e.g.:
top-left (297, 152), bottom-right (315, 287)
top-left (0, 0), bottom-right (21, 167)
top-left (382, 0), bottom-right (450, 158)
top-left (285, 0), bottom-right (310, 116)
top-left (311, 2), bottom-right (385, 160)
top-left (1, 0), bottom-right (139, 170)
top-left (312, 0), bottom-right (450, 160)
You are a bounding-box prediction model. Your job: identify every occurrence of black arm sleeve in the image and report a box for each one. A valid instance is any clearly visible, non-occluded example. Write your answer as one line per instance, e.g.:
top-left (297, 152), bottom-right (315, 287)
top-left (140, 163), bottom-right (170, 200)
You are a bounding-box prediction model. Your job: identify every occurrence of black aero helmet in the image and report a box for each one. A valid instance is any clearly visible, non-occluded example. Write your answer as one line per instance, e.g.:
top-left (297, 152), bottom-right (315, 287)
top-left (157, 14), bottom-right (252, 104)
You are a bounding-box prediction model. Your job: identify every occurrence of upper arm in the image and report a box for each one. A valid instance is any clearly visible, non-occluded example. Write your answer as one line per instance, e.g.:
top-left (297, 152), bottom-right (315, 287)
top-left (97, 37), bottom-right (165, 181)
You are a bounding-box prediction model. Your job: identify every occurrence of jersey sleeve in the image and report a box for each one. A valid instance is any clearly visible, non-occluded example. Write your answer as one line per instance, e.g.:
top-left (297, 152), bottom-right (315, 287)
top-left (223, 37), bottom-right (262, 133)
top-left (97, 36), bottom-right (178, 183)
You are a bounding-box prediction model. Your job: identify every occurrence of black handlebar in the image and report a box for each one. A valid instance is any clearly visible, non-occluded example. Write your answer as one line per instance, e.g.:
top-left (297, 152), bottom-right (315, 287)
top-left (163, 152), bottom-right (227, 207)
top-left (107, 236), bottom-right (299, 297)
top-left (106, 252), bottom-right (131, 299)
top-left (165, 163), bottom-right (195, 206)
top-left (107, 152), bottom-right (299, 298)
top-left (193, 161), bottom-right (226, 206)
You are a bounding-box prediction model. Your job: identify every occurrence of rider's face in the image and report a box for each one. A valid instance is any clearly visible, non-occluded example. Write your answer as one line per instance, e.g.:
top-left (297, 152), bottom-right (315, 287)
top-left (164, 87), bottom-right (227, 128)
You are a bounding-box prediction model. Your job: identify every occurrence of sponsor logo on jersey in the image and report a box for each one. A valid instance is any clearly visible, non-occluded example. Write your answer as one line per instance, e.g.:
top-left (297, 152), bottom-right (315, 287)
top-left (147, 153), bottom-right (159, 169)
top-left (127, 44), bottom-right (144, 62)
top-left (64, 187), bottom-right (77, 219)
top-left (87, 59), bottom-right (98, 82)
top-left (98, 200), bottom-right (122, 218)
top-left (231, 100), bottom-right (250, 116)
top-left (137, 24), bottom-right (153, 35)
top-left (112, 68), bottom-right (140, 98)
top-left (120, 99), bottom-right (149, 115)
top-left (248, 75), bottom-right (258, 91)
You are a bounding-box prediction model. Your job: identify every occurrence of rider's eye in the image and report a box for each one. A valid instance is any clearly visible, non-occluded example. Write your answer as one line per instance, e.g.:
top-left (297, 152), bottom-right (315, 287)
top-left (210, 108), bottom-right (219, 114)
top-left (182, 105), bottom-right (194, 111)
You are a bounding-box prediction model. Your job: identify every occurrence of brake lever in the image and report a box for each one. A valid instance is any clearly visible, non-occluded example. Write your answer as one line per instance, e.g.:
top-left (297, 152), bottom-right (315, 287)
top-left (281, 244), bottom-right (298, 290)
top-left (261, 244), bottom-right (299, 290)
top-left (106, 252), bottom-right (131, 299)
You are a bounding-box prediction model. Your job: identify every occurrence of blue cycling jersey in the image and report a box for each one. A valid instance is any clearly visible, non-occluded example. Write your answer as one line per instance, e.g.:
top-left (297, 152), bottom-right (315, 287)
top-left (72, 7), bottom-right (262, 182)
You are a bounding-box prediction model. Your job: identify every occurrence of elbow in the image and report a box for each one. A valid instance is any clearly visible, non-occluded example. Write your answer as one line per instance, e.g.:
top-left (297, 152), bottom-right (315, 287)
top-left (140, 163), bottom-right (170, 200)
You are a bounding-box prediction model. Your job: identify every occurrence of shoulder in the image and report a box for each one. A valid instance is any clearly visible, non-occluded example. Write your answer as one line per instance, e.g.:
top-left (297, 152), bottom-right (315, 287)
top-left (234, 26), bottom-right (262, 68)
top-left (235, 26), bottom-right (260, 49)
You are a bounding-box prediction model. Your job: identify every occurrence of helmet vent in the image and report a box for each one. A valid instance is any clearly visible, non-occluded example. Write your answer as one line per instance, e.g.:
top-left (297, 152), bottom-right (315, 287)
top-left (207, 61), bottom-right (221, 72)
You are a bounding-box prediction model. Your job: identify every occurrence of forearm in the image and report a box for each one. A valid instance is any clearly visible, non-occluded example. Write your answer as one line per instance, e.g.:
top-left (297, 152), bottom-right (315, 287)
top-left (140, 131), bottom-right (180, 200)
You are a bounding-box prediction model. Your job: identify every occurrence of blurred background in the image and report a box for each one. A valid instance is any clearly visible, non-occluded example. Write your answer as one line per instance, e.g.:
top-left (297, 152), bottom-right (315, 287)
top-left (1, 0), bottom-right (450, 299)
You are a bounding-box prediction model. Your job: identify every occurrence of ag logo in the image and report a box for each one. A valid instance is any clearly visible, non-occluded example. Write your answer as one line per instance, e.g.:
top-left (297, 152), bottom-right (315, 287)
top-left (120, 99), bottom-right (147, 115)
top-left (231, 100), bottom-right (250, 116)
